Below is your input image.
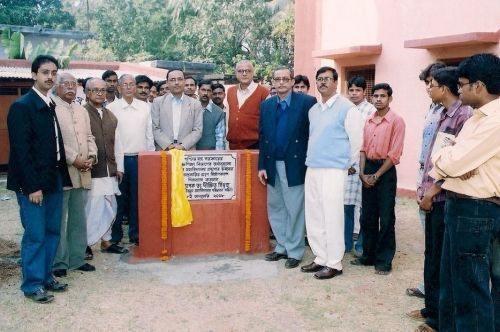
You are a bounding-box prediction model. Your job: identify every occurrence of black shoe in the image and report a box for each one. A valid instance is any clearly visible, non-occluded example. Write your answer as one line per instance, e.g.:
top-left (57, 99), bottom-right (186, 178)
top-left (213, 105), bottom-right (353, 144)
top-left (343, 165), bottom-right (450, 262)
top-left (264, 252), bottom-right (287, 261)
top-left (53, 269), bottom-right (67, 278)
top-left (101, 243), bottom-right (128, 254)
top-left (314, 267), bottom-right (343, 279)
top-left (285, 258), bottom-right (301, 269)
top-left (44, 280), bottom-right (68, 292)
top-left (76, 263), bottom-right (96, 272)
top-left (24, 288), bottom-right (54, 304)
top-left (350, 258), bottom-right (374, 266)
top-left (300, 262), bottom-right (324, 273)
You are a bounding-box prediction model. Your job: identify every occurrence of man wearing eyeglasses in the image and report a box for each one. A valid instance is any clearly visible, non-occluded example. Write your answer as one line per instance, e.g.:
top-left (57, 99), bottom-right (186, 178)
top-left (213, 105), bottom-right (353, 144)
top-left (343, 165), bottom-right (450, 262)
top-left (107, 74), bottom-right (155, 247)
top-left (429, 53), bottom-right (500, 332)
top-left (300, 66), bottom-right (363, 279)
top-left (51, 72), bottom-right (97, 278)
top-left (83, 78), bottom-right (127, 257)
top-left (151, 69), bottom-right (203, 151)
top-left (226, 60), bottom-right (269, 150)
top-left (258, 66), bottom-right (316, 269)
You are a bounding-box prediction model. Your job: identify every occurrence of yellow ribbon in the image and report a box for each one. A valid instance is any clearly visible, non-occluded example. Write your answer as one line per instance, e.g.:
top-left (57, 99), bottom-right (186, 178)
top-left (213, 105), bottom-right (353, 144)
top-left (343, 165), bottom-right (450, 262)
top-left (170, 149), bottom-right (193, 227)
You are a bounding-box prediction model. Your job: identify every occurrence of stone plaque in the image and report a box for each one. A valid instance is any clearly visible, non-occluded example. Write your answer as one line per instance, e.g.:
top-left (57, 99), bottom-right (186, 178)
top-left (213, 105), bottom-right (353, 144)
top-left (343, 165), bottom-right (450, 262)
top-left (183, 153), bottom-right (237, 200)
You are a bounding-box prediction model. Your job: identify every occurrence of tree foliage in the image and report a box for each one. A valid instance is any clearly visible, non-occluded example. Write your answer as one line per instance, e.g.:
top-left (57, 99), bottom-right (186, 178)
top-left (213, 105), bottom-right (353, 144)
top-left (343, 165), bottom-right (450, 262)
top-left (0, 0), bottom-right (75, 30)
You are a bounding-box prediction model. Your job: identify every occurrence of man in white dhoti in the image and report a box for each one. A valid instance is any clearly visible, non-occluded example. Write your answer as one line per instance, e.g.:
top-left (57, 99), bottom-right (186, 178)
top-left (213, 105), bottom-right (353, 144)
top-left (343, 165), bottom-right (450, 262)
top-left (83, 78), bottom-right (127, 255)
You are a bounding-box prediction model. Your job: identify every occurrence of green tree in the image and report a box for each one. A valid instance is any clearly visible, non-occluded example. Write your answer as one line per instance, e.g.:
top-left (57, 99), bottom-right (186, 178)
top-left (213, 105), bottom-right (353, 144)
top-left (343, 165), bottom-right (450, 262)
top-left (0, 0), bottom-right (75, 30)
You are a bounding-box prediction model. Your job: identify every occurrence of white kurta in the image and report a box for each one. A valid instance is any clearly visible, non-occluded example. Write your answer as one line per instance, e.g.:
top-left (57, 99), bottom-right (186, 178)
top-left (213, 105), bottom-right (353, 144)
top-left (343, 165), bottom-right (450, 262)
top-left (86, 113), bottom-right (124, 245)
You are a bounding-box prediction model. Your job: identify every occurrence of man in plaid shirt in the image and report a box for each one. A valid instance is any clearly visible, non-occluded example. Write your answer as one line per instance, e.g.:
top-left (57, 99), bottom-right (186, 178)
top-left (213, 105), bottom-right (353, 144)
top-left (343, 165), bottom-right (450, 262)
top-left (344, 76), bottom-right (376, 253)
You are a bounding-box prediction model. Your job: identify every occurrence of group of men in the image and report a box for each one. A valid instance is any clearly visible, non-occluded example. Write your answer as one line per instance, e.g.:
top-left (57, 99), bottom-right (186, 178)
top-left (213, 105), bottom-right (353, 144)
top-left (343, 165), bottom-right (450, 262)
top-left (7, 53), bottom-right (499, 332)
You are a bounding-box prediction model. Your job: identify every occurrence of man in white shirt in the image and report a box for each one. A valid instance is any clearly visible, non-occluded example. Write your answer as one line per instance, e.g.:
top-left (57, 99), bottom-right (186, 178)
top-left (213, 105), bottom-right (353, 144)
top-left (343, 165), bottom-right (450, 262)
top-left (107, 74), bottom-right (155, 246)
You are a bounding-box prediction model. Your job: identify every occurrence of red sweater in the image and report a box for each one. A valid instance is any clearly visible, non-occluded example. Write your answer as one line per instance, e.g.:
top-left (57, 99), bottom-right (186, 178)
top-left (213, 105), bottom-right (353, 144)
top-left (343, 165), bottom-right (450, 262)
top-left (226, 84), bottom-right (269, 149)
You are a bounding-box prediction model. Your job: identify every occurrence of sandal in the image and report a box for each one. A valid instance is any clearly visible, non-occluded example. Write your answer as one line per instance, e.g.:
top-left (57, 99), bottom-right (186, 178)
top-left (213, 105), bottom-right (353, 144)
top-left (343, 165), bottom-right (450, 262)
top-left (85, 246), bottom-right (93, 260)
top-left (414, 323), bottom-right (437, 332)
top-left (406, 287), bottom-right (425, 298)
top-left (406, 309), bottom-right (426, 322)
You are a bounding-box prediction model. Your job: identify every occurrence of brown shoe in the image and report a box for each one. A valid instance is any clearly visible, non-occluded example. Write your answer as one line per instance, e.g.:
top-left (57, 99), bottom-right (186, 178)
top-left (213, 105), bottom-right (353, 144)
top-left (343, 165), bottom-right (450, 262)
top-left (314, 267), bottom-right (343, 279)
top-left (414, 323), bottom-right (437, 332)
top-left (300, 262), bottom-right (324, 273)
top-left (406, 309), bottom-right (426, 322)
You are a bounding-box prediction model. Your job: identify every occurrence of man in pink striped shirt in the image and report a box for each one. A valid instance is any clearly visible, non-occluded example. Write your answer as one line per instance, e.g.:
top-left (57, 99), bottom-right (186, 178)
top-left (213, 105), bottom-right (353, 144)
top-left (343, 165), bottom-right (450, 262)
top-left (351, 83), bottom-right (405, 275)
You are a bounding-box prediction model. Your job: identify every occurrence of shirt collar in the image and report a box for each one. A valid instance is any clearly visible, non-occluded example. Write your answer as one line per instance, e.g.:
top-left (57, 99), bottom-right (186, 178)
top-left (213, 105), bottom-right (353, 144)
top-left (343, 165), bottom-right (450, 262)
top-left (53, 95), bottom-right (72, 108)
top-left (172, 94), bottom-right (184, 104)
top-left (370, 108), bottom-right (395, 123)
top-left (238, 81), bottom-right (257, 93)
top-left (32, 86), bottom-right (53, 106)
top-left (320, 93), bottom-right (339, 110)
top-left (477, 97), bottom-right (500, 116)
top-left (277, 92), bottom-right (292, 107)
top-left (203, 100), bottom-right (214, 112)
top-left (443, 99), bottom-right (463, 118)
top-left (120, 97), bottom-right (139, 110)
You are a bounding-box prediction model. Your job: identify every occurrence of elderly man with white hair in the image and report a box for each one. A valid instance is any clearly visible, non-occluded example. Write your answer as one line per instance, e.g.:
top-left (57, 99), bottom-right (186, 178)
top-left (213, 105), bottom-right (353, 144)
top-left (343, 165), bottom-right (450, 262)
top-left (52, 72), bottom-right (97, 277)
top-left (83, 78), bottom-right (127, 257)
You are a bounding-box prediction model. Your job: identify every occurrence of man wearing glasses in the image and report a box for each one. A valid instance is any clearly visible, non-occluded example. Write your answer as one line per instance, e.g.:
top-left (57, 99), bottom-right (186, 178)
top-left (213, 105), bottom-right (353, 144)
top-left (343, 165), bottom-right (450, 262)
top-left (52, 73), bottom-right (97, 278)
top-left (107, 74), bottom-right (155, 247)
top-left (300, 66), bottom-right (363, 279)
top-left (83, 78), bottom-right (127, 256)
top-left (258, 66), bottom-right (316, 269)
top-left (226, 60), bottom-right (269, 149)
top-left (151, 69), bottom-right (203, 151)
top-left (429, 53), bottom-right (500, 332)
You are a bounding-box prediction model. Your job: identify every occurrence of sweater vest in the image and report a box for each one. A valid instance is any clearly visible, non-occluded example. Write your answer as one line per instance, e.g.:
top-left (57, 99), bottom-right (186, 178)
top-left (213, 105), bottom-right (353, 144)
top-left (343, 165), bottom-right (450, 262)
top-left (226, 84), bottom-right (269, 149)
top-left (85, 104), bottom-right (118, 178)
top-left (306, 95), bottom-right (354, 169)
top-left (196, 105), bottom-right (225, 150)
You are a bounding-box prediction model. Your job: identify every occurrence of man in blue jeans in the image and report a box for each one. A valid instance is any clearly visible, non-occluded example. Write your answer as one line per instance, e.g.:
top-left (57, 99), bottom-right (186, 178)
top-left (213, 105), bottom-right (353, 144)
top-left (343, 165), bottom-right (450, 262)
top-left (7, 55), bottom-right (72, 303)
top-left (430, 53), bottom-right (500, 332)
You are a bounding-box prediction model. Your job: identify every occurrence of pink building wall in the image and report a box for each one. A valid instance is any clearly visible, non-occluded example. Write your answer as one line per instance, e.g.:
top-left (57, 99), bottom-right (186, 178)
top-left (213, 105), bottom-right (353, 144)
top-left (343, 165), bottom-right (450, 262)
top-left (294, 0), bottom-right (500, 192)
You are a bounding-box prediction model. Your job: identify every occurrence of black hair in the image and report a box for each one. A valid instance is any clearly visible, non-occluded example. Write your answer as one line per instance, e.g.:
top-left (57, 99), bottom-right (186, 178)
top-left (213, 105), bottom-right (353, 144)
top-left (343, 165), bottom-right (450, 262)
top-left (184, 76), bottom-right (197, 86)
top-left (156, 80), bottom-right (166, 90)
top-left (135, 75), bottom-right (153, 88)
top-left (102, 70), bottom-right (117, 80)
top-left (293, 75), bottom-right (310, 89)
top-left (31, 54), bottom-right (59, 73)
top-left (197, 79), bottom-right (212, 89)
top-left (372, 83), bottom-right (393, 97)
top-left (419, 62), bottom-right (446, 81)
top-left (166, 69), bottom-right (184, 81)
top-left (347, 76), bottom-right (367, 90)
top-left (315, 66), bottom-right (338, 81)
top-left (211, 83), bottom-right (225, 92)
top-left (457, 53), bottom-right (500, 95)
top-left (432, 67), bottom-right (459, 96)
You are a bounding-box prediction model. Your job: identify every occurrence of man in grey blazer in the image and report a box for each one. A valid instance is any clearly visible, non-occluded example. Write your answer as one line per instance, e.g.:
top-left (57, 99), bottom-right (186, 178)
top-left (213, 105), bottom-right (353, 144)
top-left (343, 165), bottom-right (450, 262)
top-left (151, 69), bottom-right (203, 150)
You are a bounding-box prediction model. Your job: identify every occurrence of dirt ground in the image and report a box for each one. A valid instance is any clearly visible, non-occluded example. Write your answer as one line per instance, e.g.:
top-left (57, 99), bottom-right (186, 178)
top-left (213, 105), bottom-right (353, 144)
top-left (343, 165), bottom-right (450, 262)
top-left (0, 181), bottom-right (426, 332)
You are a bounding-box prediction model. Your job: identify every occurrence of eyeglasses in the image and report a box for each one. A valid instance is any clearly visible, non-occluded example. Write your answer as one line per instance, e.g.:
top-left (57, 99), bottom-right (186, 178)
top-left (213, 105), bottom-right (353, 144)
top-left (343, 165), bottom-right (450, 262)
top-left (60, 81), bottom-right (77, 88)
top-left (168, 77), bottom-right (184, 82)
top-left (237, 69), bottom-right (252, 74)
top-left (316, 77), bottom-right (334, 83)
top-left (457, 81), bottom-right (474, 90)
top-left (120, 82), bottom-right (136, 88)
top-left (90, 88), bottom-right (106, 94)
top-left (273, 77), bottom-right (291, 83)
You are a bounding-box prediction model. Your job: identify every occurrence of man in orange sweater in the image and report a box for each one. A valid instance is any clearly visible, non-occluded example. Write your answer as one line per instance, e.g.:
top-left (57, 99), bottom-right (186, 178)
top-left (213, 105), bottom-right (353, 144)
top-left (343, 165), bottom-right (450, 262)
top-left (226, 60), bottom-right (269, 149)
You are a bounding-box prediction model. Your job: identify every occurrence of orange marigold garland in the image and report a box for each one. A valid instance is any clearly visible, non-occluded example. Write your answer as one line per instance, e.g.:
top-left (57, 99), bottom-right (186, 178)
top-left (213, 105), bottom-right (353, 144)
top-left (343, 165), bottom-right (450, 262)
top-left (244, 150), bottom-right (252, 252)
top-left (160, 151), bottom-right (169, 260)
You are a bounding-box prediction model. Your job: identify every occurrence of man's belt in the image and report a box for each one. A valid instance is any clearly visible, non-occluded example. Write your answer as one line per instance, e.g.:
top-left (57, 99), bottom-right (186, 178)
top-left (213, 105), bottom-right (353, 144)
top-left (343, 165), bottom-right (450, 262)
top-left (447, 191), bottom-right (500, 206)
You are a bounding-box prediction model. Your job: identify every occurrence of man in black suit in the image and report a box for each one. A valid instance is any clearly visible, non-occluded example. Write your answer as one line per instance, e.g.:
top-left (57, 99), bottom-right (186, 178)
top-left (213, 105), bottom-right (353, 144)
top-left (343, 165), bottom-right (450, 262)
top-left (258, 66), bottom-right (316, 269)
top-left (7, 55), bottom-right (72, 303)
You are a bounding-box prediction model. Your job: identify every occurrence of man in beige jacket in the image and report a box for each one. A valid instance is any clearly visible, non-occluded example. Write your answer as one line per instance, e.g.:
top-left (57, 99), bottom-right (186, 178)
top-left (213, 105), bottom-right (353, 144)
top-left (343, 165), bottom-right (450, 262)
top-left (52, 73), bottom-right (97, 277)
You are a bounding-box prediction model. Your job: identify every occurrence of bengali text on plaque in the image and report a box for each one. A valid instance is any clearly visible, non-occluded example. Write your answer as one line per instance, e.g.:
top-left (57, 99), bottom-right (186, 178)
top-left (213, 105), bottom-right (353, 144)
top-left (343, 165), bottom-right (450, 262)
top-left (183, 153), bottom-right (237, 200)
